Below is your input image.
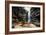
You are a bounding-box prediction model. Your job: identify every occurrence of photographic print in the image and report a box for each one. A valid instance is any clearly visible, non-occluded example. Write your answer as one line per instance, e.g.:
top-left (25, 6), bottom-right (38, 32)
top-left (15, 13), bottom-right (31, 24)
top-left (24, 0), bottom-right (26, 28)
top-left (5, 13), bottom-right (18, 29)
top-left (12, 7), bottom-right (40, 28)
top-left (5, 1), bottom-right (45, 34)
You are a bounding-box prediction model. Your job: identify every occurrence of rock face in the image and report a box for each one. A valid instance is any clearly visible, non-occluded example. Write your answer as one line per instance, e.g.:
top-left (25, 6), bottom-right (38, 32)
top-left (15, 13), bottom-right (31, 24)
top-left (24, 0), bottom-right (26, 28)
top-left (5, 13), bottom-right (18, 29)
top-left (12, 7), bottom-right (40, 28)
top-left (30, 7), bottom-right (40, 27)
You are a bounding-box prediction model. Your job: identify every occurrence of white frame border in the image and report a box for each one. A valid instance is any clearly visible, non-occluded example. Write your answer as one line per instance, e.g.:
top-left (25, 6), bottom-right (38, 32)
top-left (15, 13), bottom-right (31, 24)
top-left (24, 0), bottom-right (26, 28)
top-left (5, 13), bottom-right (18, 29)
top-left (9, 4), bottom-right (43, 32)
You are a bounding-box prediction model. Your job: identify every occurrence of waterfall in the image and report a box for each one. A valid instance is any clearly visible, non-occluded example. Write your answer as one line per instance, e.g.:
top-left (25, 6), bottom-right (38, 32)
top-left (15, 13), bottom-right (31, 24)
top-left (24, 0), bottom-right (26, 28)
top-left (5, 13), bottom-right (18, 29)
top-left (24, 7), bottom-right (31, 23)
